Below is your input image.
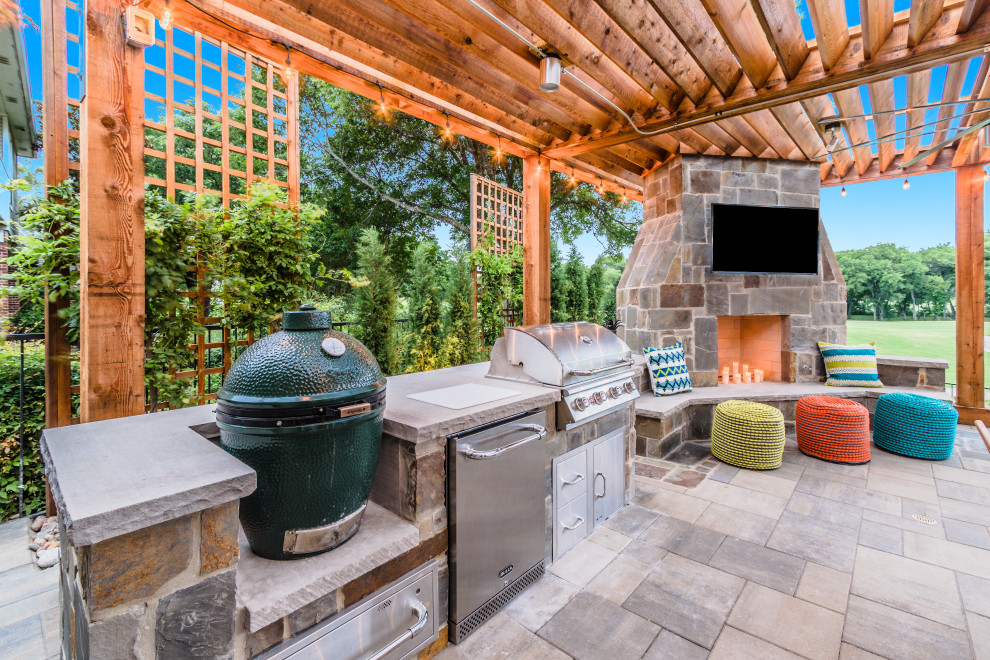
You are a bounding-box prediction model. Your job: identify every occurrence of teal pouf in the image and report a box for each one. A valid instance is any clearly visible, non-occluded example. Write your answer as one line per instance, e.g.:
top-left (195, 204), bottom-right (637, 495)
top-left (872, 392), bottom-right (958, 460)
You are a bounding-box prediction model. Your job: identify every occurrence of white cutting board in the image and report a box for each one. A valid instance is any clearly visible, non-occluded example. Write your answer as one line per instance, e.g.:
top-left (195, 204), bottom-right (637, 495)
top-left (406, 383), bottom-right (519, 410)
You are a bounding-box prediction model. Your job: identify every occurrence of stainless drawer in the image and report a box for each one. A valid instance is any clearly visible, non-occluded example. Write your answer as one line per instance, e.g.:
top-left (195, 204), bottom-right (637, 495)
top-left (555, 451), bottom-right (589, 507)
top-left (555, 498), bottom-right (588, 557)
top-left (259, 561), bottom-right (439, 660)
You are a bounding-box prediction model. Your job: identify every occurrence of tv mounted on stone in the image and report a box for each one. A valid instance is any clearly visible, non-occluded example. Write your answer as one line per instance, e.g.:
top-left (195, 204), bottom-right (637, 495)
top-left (711, 203), bottom-right (820, 275)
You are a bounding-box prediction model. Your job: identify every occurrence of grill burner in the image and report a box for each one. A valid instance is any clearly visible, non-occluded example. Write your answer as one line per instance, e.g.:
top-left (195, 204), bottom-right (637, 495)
top-left (487, 322), bottom-right (638, 429)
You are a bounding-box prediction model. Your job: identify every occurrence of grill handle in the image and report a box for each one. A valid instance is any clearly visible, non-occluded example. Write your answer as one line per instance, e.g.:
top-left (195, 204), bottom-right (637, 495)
top-left (568, 359), bottom-right (633, 377)
top-left (461, 424), bottom-right (547, 460)
top-left (366, 600), bottom-right (429, 660)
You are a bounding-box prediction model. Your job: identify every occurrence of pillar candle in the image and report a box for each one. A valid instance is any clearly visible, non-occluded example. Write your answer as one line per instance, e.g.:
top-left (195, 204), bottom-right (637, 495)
top-left (732, 361), bottom-right (739, 375)
top-left (722, 372), bottom-right (730, 385)
top-left (733, 373), bottom-right (742, 384)
top-left (743, 372), bottom-right (751, 384)
top-left (742, 364), bottom-right (749, 375)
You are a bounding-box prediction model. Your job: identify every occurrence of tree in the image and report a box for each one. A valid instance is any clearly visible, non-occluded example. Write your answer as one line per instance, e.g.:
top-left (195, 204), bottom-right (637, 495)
top-left (564, 245), bottom-right (588, 321)
top-left (586, 261), bottom-right (606, 323)
top-left (352, 228), bottom-right (399, 375)
top-left (405, 241), bottom-right (445, 372)
top-left (297, 78), bottom-right (642, 278)
top-left (550, 241), bottom-right (569, 322)
top-left (443, 251), bottom-right (479, 366)
top-left (837, 244), bottom-right (904, 320)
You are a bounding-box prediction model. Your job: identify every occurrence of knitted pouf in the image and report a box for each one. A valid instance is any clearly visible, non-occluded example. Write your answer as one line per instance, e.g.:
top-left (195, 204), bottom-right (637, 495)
top-left (796, 396), bottom-right (871, 465)
top-left (711, 400), bottom-right (785, 470)
top-left (872, 392), bottom-right (958, 460)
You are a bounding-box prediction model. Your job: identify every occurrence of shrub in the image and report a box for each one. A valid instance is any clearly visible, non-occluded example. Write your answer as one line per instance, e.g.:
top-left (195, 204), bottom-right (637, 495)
top-left (0, 342), bottom-right (46, 520)
top-left (352, 228), bottom-right (399, 374)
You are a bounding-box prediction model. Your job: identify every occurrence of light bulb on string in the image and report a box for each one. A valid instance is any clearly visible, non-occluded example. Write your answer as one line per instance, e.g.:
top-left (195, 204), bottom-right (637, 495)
top-left (160, 7), bottom-right (172, 29)
top-left (597, 177), bottom-right (605, 197)
top-left (983, 168), bottom-right (988, 183)
top-left (492, 135), bottom-right (503, 163)
top-left (840, 186), bottom-right (847, 197)
top-left (568, 167), bottom-right (577, 188)
top-left (903, 178), bottom-right (910, 190)
top-left (442, 112), bottom-right (452, 143)
top-left (621, 186), bottom-right (628, 204)
top-left (376, 83), bottom-right (390, 121)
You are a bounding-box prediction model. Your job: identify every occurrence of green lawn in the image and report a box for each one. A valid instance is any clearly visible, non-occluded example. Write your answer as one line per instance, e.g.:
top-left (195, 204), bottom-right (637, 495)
top-left (845, 319), bottom-right (990, 386)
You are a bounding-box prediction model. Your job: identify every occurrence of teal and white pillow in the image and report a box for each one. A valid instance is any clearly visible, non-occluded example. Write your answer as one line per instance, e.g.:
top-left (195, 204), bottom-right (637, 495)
top-left (643, 343), bottom-right (693, 396)
top-left (818, 341), bottom-right (884, 387)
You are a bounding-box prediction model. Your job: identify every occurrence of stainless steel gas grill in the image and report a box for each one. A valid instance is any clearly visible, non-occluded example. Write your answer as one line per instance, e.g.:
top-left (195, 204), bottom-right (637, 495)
top-left (487, 322), bottom-right (639, 429)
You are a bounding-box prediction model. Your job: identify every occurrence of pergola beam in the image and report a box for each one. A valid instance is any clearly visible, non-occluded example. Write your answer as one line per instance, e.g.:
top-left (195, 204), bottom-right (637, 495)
top-left (819, 148), bottom-right (961, 185)
top-left (544, 3), bottom-right (990, 158)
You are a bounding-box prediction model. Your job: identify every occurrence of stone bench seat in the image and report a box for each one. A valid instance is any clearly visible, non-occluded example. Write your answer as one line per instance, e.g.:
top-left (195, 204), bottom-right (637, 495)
top-left (633, 379), bottom-right (952, 460)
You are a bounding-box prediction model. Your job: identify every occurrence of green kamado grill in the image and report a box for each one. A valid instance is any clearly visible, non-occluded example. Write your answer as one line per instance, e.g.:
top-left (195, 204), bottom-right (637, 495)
top-left (216, 305), bottom-right (386, 560)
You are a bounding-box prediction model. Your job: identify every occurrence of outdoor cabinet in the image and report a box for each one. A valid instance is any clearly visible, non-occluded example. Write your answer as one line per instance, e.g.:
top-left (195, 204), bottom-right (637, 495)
top-left (552, 428), bottom-right (625, 560)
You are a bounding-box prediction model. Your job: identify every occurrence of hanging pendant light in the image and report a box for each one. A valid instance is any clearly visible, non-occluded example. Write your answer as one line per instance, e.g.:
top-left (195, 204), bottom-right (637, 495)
top-left (540, 56), bottom-right (562, 93)
top-left (903, 178), bottom-right (910, 190)
top-left (841, 186), bottom-right (847, 197)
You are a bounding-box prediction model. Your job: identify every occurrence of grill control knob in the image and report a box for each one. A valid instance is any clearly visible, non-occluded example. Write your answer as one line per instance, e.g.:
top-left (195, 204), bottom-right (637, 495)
top-left (592, 391), bottom-right (607, 404)
top-left (572, 397), bottom-right (589, 411)
top-left (622, 381), bottom-right (635, 393)
top-left (608, 386), bottom-right (621, 398)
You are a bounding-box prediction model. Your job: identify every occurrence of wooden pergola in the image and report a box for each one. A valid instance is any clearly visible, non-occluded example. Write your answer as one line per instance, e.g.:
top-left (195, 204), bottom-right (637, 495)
top-left (41, 0), bottom-right (990, 426)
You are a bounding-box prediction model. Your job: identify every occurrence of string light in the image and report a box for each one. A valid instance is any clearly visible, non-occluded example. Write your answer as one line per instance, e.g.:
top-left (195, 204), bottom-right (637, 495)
top-left (442, 112), bottom-right (452, 142)
top-left (841, 186), bottom-right (847, 197)
top-left (903, 178), bottom-right (910, 190)
top-left (160, 7), bottom-right (172, 29)
top-left (597, 176), bottom-right (605, 197)
top-left (621, 186), bottom-right (628, 204)
top-left (537, 150), bottom-right (544, 171)
top-left (375, 83), bottom-right (391, 121)
top-left (983, 168), bottom-right (988, 182)
top-left (492, 135), bottom-right (503, 163)
top-left (568, 167), bottom-right (577, 187)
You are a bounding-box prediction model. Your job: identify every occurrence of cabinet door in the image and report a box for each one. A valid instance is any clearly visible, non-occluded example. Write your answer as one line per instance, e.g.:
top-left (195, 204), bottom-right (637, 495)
top-left (593, 431), bottom-right (625, 526)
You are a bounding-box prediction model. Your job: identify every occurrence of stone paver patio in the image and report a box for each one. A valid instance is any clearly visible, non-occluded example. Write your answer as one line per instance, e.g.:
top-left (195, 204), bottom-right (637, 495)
top-left (439, 425), bottom-right (990, 660)
top-left (0, 517), bottom-right (60, 660)
top-left (2, 427), bottom-right (988, 659)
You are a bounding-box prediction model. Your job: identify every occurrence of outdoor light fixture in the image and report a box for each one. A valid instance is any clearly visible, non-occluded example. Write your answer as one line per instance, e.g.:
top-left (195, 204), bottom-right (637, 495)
top-left (376, 84), bottom-right (390, 121)
top-left (903, 179), bottom-right (910, 190)
top-left (492, 135), bottom-right (503, 163)
top-left (540, 56), bottom-right (562, 93)
top-left (822, 119), bottom-right (843, 151)
top-left (160, 7), bottom-right (172, 29)
top-left (841, 186), bottom-right (847, 197)
top-left (568, 167), bottom-right (577, 187)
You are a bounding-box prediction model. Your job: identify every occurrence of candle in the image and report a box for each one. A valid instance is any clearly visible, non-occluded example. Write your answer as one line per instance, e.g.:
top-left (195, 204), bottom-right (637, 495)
top-left (733, 373), bottom-right (742, 384)
top-left (732, 361), bottom-right (739, 375)
top-left (742, 364), bottom-right (749, 375)
top-left (722, 372), bottom-right (730, 385)
top-left (743, 372), bottom-right (751, 384)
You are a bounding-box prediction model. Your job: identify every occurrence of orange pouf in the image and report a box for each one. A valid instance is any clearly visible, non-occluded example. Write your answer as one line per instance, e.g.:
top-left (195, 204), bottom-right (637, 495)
top-left (796, 396), bottom-right (872, 464)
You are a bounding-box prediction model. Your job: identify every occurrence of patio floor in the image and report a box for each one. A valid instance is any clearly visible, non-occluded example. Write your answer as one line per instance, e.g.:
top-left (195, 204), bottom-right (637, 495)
top-left (439, 426), bottom-right (990, 660)
top-left (0, 517), bottom-right (60, 660)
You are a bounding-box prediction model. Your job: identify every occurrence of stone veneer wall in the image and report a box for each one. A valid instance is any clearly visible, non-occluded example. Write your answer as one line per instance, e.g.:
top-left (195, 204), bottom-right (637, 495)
top-left (616, 154), bottom-right (847, 387)
top-left (58, 502), bottom-right (241, 659)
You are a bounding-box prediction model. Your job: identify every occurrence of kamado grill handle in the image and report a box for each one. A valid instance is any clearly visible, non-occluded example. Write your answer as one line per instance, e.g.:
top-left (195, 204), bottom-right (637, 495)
top-left (569, 359), bottom-right (633, 377)
top-left (461, 424), bottom-right (547, 460)
top-left (366, 600), bottom-right (429, 660)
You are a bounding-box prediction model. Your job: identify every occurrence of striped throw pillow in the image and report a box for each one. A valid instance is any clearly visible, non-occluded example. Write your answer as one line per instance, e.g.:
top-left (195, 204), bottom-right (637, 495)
top-left (643, 343), bottom-right (693, 396)
top-left (818, 341), bottom-right (884, 387)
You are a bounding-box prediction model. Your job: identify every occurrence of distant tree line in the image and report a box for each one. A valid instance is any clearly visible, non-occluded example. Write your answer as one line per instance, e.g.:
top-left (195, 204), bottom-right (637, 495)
top-left (836, 234), bottom-right (990, 320)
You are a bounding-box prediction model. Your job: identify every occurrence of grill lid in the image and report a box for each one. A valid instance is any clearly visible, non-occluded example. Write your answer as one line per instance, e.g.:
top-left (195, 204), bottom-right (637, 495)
top-left (502, 322), bottom-right (632, 386)
top-left (217, 305), bottom-right (385, 410)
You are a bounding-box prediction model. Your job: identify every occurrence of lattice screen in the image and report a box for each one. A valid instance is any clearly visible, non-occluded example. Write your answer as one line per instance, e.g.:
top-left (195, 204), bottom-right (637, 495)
top-left (139, 22), bottom-right (300, 404)
top-left (469, 174), bottom-right (523, 328)
top-left (142, 23), bottom-right (299, 206)
top-left (469, 173), bottom-right (523, 254)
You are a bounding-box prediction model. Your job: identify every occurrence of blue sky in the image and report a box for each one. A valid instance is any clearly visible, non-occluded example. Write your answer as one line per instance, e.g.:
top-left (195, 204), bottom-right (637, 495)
top-left (7, 0), bottom-right (989, 261)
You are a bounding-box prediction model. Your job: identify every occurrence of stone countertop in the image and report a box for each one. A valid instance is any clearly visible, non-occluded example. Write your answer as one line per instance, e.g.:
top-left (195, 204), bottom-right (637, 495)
top-left (236, 503), bottom-right (419, 632)
top-left (635, 382), bottom-right (952, 419)
top-left (41, 406), bottom-right (256, 547)
top-left (382, 361), bottom-right (559, 443)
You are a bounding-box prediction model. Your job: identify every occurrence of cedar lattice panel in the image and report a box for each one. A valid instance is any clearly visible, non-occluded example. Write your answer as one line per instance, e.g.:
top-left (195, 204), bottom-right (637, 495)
top-left (469, 174), bottom-right (523, 327)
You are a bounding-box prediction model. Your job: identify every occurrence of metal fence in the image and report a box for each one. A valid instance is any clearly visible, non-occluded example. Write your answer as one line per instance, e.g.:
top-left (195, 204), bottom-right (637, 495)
top-left (7, 332), bottom-right (45, 518)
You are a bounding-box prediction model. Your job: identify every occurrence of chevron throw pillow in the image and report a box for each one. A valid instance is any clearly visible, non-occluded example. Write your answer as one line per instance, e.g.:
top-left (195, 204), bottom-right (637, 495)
top-left (818, 341), bottom-right (885, 387)
top-left (643, 343), bottom-right (693, 396)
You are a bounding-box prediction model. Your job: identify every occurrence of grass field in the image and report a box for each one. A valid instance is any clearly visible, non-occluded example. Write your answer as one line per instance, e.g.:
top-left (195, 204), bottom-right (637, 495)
top-left (845, 318), bottom-right (990, 386)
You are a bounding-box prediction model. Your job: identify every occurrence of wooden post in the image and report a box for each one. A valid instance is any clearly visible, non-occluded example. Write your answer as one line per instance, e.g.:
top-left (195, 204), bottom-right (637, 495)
top-left (79, 0), bottom-right (146, 422)
top-left (522, 155), bottom-right (551, 325)
top-left (955, 164), bottom-right (987, 419)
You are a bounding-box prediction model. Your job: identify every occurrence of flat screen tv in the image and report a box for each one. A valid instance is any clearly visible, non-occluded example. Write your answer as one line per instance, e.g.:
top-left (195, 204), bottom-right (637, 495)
top-left (711, 203), bottom-right (819, 274)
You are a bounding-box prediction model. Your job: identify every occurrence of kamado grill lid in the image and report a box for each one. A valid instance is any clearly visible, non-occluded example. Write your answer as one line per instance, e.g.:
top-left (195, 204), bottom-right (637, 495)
top-left (216, 305), bottom-right (385, 414)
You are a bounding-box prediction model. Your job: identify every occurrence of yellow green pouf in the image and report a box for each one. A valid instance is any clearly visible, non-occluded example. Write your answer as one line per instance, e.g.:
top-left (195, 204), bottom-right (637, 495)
top-left (711, 400), bottom-right (786, 470)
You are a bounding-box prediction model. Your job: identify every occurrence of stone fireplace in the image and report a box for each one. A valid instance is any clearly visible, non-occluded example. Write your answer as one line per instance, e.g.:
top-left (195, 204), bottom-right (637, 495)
top-left (616, 154), bottom-right (847, 387)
